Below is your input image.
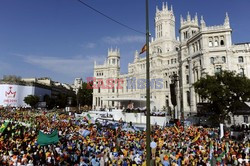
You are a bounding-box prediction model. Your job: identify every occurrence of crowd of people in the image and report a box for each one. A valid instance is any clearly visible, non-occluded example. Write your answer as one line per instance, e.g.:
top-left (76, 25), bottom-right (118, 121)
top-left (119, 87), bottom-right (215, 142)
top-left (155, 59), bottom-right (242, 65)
top-left (0, 109), bottom-right (249, 166)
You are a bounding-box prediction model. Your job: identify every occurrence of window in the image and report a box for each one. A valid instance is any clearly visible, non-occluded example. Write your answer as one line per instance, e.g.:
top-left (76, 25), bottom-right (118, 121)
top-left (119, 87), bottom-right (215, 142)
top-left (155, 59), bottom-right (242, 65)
top-left (112, 81), bottom-right (115, 93)
top-left (112, 59), bottom-right (116, 64)
top-left (220, 40), bottom-right (224, 46)
top-left (187, 91), bottom-right (190, 106)
top-left (220, 36), bottom-right (225, 46)
top-left (171, 59), bottom-right (173, 64)
top-left (165, 81), bottom-right (168, 88)
top-left (214, 40), bottom-right (219, 47)
top-left (157, 47), bottom-right (162, 54)
top-left (239, 68), bottom-right (244, 76)
top-left (97, 82), bottom-right (101, 93)
top-left (209, 38), bottom-right (213, 47)
top-left (222, 56), bottom-right (226, 63)
top-left (244, 116), bottom-right (248, 123)
top-left (238, 56), bottom-right (244, 63)
top-left (215, 65), bottom-right (222, 74)
top-left (210, 57), bottom-right (214, 64)
top-left (174, 59), bottom-right (177, 63)
top-left (186, 75), bottom-right (189, 84)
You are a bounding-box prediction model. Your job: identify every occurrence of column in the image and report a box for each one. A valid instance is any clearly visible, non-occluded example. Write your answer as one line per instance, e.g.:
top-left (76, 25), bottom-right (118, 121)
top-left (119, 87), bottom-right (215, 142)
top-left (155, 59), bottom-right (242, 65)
top-left (189, 59), bottom-right (196, 114)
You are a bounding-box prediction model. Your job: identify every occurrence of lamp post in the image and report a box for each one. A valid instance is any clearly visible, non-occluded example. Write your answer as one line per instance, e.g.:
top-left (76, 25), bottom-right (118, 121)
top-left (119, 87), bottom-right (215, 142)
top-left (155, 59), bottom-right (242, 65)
top-left (145, 0), bottom-right (151, 165)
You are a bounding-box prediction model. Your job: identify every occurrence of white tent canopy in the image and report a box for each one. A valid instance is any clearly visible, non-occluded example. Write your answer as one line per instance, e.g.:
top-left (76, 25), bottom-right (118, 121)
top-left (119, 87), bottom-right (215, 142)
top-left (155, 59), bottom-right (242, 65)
top-left (102, 97), bottom-right (155, 109)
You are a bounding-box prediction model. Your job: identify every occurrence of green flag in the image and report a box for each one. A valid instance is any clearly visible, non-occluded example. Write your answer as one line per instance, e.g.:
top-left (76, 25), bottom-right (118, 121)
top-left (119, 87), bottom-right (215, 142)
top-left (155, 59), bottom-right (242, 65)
top-left (0, 121), bottom-right (9, 133)
top-left (216, 151), bottom-right (226, 162)
top-left (37, 129), bottom-right (59, 146)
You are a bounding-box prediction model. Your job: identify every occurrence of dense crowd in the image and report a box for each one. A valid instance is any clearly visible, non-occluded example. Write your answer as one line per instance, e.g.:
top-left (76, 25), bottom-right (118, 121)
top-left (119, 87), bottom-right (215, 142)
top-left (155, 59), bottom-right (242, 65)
top-left (0, 109), bottom-right (249, 166)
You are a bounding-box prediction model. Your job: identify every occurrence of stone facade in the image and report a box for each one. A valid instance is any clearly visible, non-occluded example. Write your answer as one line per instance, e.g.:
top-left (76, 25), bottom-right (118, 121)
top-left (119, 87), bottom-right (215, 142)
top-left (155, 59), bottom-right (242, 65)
top-left (93, 3), bottom-right (250, 118)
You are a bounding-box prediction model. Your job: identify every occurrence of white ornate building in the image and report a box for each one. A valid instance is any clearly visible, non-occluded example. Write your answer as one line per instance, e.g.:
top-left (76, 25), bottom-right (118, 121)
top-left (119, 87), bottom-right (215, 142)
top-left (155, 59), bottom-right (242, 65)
top-left (93, 3), bottom-right (250, 118)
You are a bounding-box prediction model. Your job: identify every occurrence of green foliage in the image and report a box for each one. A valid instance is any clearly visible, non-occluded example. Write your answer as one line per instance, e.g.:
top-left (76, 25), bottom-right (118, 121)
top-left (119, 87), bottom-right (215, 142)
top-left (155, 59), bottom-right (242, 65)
top-left (24, 95), bottom-right (40, 108)
top-left (1, 75), bottom-right (23, 83)
top-left (77, 82), bottom-right (93, 107)
top-left (194, 71), bottom-right (250, 123)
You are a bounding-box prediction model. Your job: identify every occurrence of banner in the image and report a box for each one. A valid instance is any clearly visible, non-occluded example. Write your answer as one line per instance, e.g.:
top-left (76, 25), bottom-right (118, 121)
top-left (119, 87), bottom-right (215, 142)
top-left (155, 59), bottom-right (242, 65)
top-left (79, 129), bottom-right (90, 137)
top-left (37, 129), bottom-right (59, 146)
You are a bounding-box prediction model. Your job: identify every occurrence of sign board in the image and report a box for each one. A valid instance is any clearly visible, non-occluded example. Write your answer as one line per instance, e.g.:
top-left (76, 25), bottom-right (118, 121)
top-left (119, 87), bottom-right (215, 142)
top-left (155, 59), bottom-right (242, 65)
top-left (0, 84), bottom-right (51, 107)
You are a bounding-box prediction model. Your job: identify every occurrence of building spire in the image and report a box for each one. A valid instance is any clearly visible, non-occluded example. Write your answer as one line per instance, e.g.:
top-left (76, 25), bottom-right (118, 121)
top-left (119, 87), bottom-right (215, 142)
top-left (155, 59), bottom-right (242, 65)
top-left (180, 15), bottom-right (183, 26)
top-left (195, 12), bottom-right (198, 24)
top-left (165, 2), bottom-right (168, 10)
top-left (200, 15), bottom-right (206, 29)
top-left (224, 12), bottom-right (230, 28)
top-left (134, 50), bottom-right (139, 62)
top-left (187, 11), bottom-right (191, 21)
top-left (162, 2), bottom-right (165, 10)
top-left (170, 5), bottom-right (173, 12)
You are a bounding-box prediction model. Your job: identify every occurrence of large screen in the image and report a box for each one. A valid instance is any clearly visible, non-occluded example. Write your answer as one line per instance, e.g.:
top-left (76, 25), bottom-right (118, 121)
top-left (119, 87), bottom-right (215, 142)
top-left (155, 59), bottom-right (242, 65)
top-left (0, 84), bottom-right (51, 107)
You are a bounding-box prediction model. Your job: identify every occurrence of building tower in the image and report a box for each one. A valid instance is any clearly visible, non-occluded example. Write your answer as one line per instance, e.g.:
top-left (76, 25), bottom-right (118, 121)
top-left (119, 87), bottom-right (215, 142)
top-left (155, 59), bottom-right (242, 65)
top-left (180, 12), bottom-right (199, 42)
top-left (155, 2), bottom-right (175, 40)
top-left (107, 48), bottom-right (120, 77)
top-left (153, 2), bottom-right (177, 53)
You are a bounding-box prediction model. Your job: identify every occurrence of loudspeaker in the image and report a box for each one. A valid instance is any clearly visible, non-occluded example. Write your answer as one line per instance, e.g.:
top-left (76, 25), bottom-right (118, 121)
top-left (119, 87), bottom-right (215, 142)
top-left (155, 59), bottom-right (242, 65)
top-left (170, 83), bottom-right (177, 106)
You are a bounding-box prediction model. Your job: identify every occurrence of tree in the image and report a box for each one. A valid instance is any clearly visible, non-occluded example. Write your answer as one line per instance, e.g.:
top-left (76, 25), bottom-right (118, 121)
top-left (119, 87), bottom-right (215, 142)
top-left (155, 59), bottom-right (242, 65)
top-left (43, 94), bottom-right (55, 109)
top-left (55, 93), bottom-right (67, 108)
top-left (24, 95), bottom-right (40, 108)
top-left (77, 82), bottom-right (93, 108)
top-left (193, 71), bottom-right (250, 124)
top-left (1, 75), bottom-right (22, 83)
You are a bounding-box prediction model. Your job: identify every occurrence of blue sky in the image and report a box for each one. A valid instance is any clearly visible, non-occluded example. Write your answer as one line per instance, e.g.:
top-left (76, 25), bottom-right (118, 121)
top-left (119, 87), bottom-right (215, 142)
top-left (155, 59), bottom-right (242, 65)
top-left (0, 0), bottom-right (249, 84)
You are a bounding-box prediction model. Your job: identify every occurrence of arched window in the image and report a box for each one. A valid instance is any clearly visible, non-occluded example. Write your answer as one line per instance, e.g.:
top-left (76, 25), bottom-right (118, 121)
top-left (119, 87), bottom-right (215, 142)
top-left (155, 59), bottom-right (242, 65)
top-left (239, 68), bottom-right (244, 76)
top-left (209, 37), bottom-right (213, 47)
top-left (187, 91), bottom-right (191, 106)
top-left (186, 75), bottom-right (189, 84)
top-left (220, 40), bottom-right (224, 46)
top-left (222, 56), bottom-right (226, 63)
top-left (238, 56), bottom-right (244, 63)
top-left (214, 40), bottom-right (219, 47)
top-left (215, 65), bottom-right (222, 74)
top-left (210, 57), bottom-right (214, 64)
top-left (157, 47), bottom-right (162, 54)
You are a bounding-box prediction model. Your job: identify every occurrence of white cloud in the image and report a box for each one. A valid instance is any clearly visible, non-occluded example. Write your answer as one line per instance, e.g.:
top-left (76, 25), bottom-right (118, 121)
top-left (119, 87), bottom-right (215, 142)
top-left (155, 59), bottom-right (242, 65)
top-left (0, 62), bottom-right (11, 71)
top-left (83, 42), bottom-right (96, 49)
top-left (16, 54), bottom-right (105, 78)
top-left (102, 35), bottom-right (145, 45)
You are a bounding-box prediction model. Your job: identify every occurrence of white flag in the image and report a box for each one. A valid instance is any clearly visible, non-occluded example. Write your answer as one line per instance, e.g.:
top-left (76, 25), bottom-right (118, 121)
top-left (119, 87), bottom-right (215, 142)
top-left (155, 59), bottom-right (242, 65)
top-left (220, 123), bottom-right (224, 139)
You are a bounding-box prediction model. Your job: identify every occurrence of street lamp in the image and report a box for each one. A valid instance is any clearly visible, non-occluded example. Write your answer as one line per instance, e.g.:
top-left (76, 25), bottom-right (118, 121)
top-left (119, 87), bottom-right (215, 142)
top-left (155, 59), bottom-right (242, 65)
top-left (170, 73), bottom-right (178, 119)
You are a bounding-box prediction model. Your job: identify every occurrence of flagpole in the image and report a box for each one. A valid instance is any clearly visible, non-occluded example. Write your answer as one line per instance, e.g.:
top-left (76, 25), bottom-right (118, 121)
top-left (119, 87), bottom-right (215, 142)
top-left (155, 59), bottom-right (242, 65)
top-left (145, 0), bottom-right (151, 165)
